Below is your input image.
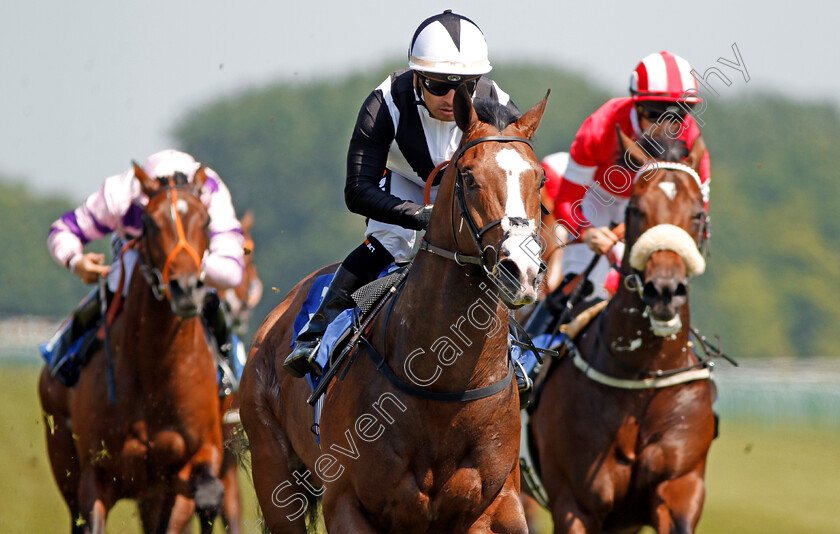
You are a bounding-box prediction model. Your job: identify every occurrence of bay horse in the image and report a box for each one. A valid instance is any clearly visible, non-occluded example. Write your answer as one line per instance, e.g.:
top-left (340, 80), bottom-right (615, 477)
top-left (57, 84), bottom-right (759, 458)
top-left (529, 130), bottom-right (715, 533)
top-left (39, 166), bottom-right (225, 534)
top-left (239, 86), bottom-right (550, 533)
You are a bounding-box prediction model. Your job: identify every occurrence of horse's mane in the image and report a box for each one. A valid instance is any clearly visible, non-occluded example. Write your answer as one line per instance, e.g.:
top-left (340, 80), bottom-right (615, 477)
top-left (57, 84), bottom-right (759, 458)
top-left (637, 135), bottom-right (688, 163)
top-left (474, 98), bottom-right (520, 132)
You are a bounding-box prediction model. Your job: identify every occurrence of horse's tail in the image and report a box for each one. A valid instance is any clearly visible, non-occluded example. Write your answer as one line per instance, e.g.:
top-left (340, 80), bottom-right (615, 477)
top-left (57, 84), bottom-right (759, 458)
top-left (303, 491), bottom-right (322, 534)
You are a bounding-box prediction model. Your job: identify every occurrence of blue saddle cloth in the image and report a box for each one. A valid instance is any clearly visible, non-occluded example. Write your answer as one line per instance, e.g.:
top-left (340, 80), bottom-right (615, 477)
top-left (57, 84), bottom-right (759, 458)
top-left (40, 323), bottom-right (245, 388)
top-left (290, 269), bottom-right (560, 445)
top-left (291, 269), bottom-right (559, 393)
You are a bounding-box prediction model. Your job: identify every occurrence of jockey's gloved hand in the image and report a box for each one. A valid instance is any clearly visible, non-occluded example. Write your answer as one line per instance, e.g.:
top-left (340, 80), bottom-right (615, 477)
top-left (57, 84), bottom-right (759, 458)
top-left (410, 204), bottom-right (434, 231)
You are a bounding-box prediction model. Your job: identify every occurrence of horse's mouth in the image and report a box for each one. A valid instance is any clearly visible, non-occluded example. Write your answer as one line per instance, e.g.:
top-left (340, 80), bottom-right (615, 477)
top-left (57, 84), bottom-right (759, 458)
top-left (648, 312), bottom-right (683, 337)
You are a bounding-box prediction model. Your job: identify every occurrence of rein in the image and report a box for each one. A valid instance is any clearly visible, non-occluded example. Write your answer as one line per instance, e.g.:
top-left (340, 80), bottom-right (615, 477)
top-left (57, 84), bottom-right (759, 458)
top-left (419, 135), bottom-right (534, 276)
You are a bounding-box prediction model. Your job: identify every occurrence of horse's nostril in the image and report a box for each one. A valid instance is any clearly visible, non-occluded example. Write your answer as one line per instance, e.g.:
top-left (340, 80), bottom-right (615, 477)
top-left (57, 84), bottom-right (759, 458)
top-left (642, 282), bottom-right (658, 305)
top-left (675, 283), bottom-right (688, 298)
top-left (497, 259), bottom-right (521, 284)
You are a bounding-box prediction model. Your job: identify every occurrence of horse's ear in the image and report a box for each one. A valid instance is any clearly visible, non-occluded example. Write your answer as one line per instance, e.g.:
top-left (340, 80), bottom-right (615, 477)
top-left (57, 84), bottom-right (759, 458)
top-left (193, 165), bottom-right (208, 192)
top-left (510, 90), bottom-right (550, 140)
top-left (453, 84), bottom-right (478, 133)
top-left (616, 124), bottom-right (653, 168)
top-left (241, 210), bottom-right (254, 232)
top-left (684, 134), bottom-right (706, 173)
top-left (133, 161), bottom-right (159, 195)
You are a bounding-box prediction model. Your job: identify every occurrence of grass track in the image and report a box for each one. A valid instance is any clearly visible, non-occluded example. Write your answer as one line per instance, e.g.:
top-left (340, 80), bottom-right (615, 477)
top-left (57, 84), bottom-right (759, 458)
top-left (1, 364), bottom-right (838, 533)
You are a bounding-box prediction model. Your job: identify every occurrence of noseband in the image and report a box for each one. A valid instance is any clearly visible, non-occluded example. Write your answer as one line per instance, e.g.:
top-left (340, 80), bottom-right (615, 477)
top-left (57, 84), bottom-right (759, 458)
top-left (139, 181), bottom-right (206, 301)
top-left (419, 135), bottom-right (535, 276)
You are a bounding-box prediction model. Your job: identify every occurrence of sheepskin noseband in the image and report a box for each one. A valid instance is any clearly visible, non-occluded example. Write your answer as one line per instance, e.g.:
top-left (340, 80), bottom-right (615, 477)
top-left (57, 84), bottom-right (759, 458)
top-left (629, 224), bottom-right (706, 276)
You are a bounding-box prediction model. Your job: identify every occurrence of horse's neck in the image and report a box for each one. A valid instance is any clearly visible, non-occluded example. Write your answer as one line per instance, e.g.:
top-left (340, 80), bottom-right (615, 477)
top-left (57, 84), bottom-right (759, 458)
top-left (117, 274), bottom-right (206, 376)
top-left (385, 252), bottom-right (510, 389)
top-left (597, 285), bottom-right (692, 371)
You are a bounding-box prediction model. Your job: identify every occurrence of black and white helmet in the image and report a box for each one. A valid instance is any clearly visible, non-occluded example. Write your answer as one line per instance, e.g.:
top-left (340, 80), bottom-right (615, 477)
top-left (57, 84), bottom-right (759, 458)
top-left (408, 10), bottom-right (492, 78)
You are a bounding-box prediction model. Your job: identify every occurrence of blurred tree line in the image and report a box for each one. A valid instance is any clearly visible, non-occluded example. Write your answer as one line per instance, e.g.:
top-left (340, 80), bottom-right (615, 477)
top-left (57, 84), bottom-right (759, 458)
top-left (4, 62), bottom-right (838, 357)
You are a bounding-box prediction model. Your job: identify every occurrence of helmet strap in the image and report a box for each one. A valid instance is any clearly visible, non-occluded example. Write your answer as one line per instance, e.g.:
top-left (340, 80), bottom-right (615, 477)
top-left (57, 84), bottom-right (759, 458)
top-left (413, 73), bottom-right (431, 112)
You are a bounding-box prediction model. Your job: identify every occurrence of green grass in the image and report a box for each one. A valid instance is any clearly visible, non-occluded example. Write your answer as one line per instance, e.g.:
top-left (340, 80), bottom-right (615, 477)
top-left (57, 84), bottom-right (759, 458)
top-left (2, 364), bottom-right (838, 533)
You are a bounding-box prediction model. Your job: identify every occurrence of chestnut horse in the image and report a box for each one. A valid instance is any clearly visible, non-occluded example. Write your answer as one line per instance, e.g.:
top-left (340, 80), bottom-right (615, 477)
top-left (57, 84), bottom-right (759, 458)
top-left (240, 87), bottom-right (550, 533)
top-left (529, 131), bottom-right (715, 533)
top-left (39, 166), bottom-right (225, 534)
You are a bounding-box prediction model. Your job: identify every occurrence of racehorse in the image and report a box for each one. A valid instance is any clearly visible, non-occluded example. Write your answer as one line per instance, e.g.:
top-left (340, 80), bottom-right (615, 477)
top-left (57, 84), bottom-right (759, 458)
top-left (239, 86), bottom-right (550, 533)
top-left (39, 166), bottom-right (225, 534)
top-left (529, 130), bottom-right (715, 533)
top-left (219, 209), bottom-right (263, 534)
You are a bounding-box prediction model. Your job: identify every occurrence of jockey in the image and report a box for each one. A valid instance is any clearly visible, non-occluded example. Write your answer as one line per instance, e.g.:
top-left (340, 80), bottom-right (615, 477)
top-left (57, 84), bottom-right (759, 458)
top-left (284, 11), bottom-right (524, 387)
top-left (527, 51), bottom-right (711, 335)
top-left (45, 149), bottom-right (246, 396)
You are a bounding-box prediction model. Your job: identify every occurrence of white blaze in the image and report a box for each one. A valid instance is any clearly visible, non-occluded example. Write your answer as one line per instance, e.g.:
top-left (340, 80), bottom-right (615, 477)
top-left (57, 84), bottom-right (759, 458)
top-left (658, 181), bottom-right (677, 201)
top-left (494, 147), bottom-right (540, 299)
top-left (496, 148), bottom-right (530, 219)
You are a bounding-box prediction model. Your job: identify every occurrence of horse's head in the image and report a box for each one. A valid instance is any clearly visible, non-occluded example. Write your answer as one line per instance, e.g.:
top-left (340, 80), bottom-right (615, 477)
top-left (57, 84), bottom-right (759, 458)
top-left (133, 161), bottom-right (211, 317)
top-left (618, 128), bottom-right (708, 335)
top-left (427, 86), bottom-right (549, 309)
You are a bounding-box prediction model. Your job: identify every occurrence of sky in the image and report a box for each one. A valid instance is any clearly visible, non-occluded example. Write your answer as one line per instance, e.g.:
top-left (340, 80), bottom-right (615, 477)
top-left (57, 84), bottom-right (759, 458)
top-left (2, 1), bottom-right (837, 200)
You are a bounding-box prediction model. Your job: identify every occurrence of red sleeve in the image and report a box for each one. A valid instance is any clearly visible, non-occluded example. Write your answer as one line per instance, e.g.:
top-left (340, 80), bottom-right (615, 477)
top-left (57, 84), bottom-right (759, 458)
top-left (553, 179), bottom-right (589, 240)
top-left (542, 161), bottom-right (562, 201)
top-left (568, 114), bottom-right (604, 169)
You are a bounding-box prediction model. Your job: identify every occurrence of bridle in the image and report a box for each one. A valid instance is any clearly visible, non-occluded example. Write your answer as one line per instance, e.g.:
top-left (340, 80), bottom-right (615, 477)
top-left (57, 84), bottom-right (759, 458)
top-left (621, 163), bottom-right (710, 299)
top-left (138, 180), bottom-right (206, 301)
top-left (419, 135), bottom-right (536, 276)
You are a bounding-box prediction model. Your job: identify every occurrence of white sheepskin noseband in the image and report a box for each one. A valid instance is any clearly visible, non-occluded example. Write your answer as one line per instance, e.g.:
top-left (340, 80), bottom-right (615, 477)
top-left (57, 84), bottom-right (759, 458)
top-left (629, 224), bottom-right (706, 276)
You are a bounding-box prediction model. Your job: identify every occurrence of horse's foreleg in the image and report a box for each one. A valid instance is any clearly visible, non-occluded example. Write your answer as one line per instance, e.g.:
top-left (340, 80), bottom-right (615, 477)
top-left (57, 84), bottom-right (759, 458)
top-left (545, 482), bottom-right (599, 534)
top-left (468, 472), bottom-right (528, 534)
top-left (77, 467), bottom-right (109, 534)
top-left (651, 471), bottom-right (706, 534)
top-left (322, 492), bottom-right (378, 534)
top-left (220, 450), bottom-right (242, 534)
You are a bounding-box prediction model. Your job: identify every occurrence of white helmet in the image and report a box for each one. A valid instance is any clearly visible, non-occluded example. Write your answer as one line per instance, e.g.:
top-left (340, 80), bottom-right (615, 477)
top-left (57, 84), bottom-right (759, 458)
top-left (141, 149), bottom-right (200, 179)
top-left (408, 10), bottom-right (492, 77)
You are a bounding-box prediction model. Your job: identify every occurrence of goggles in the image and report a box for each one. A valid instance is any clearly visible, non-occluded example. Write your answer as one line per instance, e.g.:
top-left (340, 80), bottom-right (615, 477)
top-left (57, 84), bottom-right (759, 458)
top-left (638, 101), bottom-right (694, 121)
top-left (418, 73), bottom-right (480, 97)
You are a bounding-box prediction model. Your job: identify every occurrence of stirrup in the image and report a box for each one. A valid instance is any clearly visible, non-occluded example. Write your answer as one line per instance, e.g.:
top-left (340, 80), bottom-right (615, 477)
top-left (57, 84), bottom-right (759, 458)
top-left (283, 340), bottom-right (324, 378)
top-left (514, 359), bottom-right (533, 409)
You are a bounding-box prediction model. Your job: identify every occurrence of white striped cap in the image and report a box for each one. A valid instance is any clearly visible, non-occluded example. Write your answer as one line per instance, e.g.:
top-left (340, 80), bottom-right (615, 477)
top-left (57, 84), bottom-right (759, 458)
top-left (629, 51), bottom-right (701, 103)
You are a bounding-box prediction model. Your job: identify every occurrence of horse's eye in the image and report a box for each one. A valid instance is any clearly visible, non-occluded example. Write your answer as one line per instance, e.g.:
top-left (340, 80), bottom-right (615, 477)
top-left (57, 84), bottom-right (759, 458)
top-left (539, 172), bottom-right (546, 189)
top-left (462, 171), bottom-right (477, 188)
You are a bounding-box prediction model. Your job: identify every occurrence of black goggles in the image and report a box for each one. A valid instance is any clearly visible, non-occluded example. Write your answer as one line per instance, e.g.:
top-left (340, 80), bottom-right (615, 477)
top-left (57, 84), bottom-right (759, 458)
top-left (638, 101), bottom-right (693, 121)
top-left (419, 74), bottom-right (480, 97)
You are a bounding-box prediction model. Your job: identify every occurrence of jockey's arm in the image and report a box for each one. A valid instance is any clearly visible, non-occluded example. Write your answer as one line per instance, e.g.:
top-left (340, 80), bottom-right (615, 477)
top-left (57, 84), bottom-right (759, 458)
top-left (47, 171), bottom-right (133, 283)
top-left (203, 171), bottom-right (245, 291)
top-left (345, 90), bottom-right (428, 231)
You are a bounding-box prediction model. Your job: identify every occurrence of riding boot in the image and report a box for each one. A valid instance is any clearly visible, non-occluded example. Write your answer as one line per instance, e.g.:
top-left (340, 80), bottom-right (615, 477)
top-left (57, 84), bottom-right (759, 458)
top-left (203, 292), bottom-right (240, 397)
top-left (47, 288), bottom-right (103, 386)
top-left (283, 266), bottom-right (363, 378)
